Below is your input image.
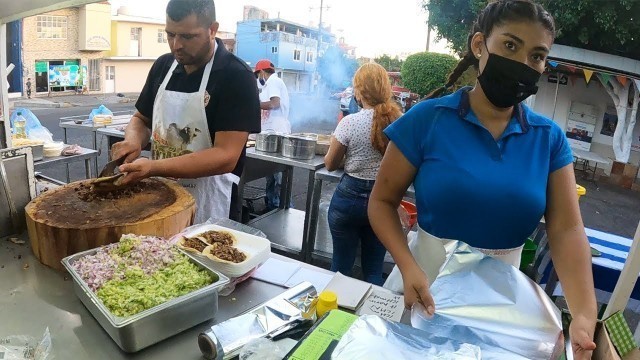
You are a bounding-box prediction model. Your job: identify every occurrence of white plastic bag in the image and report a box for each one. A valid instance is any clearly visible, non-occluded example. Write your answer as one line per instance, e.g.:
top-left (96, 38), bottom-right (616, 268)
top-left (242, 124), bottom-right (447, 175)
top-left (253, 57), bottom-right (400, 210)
top-left (239, 338), bottom-right (290, 360)
top-left (383, 228), bottom-right (447, 294)
top-left (10, 108), bottom-right (54, 143)
top-left (0, 327), bottom-right (52, 360)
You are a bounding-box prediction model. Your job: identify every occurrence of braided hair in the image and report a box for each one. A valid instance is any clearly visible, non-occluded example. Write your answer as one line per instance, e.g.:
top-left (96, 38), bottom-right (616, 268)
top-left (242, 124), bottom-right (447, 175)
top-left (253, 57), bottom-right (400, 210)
top-left (426, 0), bottom-right (556, 100)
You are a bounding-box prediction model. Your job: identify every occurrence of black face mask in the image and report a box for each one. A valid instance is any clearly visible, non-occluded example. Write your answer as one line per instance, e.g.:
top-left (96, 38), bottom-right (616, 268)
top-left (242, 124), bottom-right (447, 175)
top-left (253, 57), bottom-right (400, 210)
top-left (477, 52), bottom-right (541, 108)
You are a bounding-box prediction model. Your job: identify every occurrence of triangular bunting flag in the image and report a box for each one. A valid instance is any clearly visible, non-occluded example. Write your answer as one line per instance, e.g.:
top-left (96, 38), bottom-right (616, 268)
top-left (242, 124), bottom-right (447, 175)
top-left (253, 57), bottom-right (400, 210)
top-left (600, 73), bottom-right (612, 85)
top-left (617, 75), bottom-right (627, 86)
top-left (548, 60), bottom-right (558, 68)
top-left (565, 65), bottom-right (576, 73)
top-left (583, 69), bottom-right (594, 84)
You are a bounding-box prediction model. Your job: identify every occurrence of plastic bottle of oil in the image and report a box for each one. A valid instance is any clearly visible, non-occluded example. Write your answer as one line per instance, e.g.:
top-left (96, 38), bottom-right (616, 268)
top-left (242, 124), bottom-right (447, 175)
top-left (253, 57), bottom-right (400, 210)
top-left (14, 111), bottom-right (27, 139)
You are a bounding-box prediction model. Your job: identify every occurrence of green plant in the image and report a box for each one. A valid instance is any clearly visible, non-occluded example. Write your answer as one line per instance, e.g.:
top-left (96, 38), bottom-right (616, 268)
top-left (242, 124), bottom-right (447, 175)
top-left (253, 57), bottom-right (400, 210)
top-left (423, 0), bottom-right (640, 60)
top-left (400, 52), bottom-right (459, 97)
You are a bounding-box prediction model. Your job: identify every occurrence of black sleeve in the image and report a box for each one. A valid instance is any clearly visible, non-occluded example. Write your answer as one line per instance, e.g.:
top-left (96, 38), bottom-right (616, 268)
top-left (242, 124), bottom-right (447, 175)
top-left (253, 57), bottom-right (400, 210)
top-left (210, 68), bottom-right (261, 134)
top-left (135, 56), bottom-right (170, 124)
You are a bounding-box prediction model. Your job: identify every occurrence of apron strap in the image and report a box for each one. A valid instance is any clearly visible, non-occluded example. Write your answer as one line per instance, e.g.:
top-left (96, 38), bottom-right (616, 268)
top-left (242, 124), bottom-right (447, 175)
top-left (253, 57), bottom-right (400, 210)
top-left (158, 40), bottom-right (217, 94)
top-left (159, 61), bottom-right (179, 92)
top-left (199, 51), bottom-right (214, 93)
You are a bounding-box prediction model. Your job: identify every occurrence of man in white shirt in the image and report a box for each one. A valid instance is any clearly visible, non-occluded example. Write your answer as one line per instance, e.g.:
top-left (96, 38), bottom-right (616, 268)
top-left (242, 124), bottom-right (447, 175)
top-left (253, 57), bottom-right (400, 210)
top-left (254, 60), bottom-right (291, 209)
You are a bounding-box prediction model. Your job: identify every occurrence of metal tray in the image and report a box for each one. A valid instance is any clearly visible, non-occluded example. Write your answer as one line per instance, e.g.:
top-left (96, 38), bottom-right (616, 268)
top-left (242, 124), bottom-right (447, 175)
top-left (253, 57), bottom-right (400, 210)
top-left (61, 247), bottom-right (230, 353)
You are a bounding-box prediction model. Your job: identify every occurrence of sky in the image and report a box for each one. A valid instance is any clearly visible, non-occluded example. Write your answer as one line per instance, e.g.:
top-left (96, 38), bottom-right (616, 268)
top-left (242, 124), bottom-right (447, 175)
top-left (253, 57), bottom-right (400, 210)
top-left (109, 0), bottom-right (453, 58)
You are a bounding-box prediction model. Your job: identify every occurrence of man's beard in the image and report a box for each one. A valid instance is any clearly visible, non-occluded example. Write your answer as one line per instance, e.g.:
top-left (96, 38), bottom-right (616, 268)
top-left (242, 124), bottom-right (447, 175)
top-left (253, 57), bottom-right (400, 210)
top-left (174, 40), bottom-right (213, 66)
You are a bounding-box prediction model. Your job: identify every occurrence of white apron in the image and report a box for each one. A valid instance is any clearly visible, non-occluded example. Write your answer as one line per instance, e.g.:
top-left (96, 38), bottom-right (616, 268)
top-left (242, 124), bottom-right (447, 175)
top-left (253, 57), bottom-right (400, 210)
top-left (151, 50), bottom-right (239, 224)
top-left (383, 226), bottom-right (524, 293)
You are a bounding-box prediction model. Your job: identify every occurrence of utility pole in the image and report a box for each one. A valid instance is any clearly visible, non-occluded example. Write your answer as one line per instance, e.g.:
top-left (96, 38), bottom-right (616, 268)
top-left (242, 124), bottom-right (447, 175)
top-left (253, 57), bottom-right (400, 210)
top-left (318, 0), bottom-right (324, 56)
top-left (425, 10), bottom-right (431, 52)
top-left (309, 0), bottom-right (329, 94)
top-left (316, 0), bottom-right (324, 94)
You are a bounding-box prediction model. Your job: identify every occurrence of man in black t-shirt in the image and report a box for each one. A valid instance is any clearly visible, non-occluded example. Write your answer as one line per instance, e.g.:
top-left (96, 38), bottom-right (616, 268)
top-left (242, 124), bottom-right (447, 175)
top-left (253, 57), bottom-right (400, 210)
top-left (113, 0), bottom-right (260, 223)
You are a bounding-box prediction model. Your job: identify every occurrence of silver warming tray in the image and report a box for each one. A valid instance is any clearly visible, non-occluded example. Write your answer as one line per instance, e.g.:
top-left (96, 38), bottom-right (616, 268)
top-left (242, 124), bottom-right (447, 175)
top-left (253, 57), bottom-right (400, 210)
top-left (281, 134), bottom-right (317, 160)
top-left (61, 247), bottom-right (230, 353)
top-left (255, 131), bottom-right (283, 153)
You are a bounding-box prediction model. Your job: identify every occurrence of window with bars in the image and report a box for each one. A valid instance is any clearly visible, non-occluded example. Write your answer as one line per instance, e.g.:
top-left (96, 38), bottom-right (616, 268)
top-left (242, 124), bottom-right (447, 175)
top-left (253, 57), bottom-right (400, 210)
top-left (36, 15), bottom-right (67, 39)
top-left (157, 29), bottom-right (167, 43)
top-left (131, 28), bottom-right (141, 40)
top-left (89, 59), bottom-right (101, 91)
top-left (293, 49), bottom-right (301, 61)
top-left (105, 66), bottom-right (115, 80)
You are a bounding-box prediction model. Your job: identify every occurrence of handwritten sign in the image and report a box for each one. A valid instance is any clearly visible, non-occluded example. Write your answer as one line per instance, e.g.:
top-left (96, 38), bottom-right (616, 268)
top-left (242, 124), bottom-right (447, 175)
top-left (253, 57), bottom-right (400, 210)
top-left (357, 289), bottom-right (404, 322)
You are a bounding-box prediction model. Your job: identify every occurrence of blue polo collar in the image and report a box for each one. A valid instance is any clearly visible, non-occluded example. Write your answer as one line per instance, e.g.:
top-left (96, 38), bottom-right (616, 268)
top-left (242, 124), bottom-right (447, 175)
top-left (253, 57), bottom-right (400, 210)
top-left (435, 87), bottom-right (531, 136)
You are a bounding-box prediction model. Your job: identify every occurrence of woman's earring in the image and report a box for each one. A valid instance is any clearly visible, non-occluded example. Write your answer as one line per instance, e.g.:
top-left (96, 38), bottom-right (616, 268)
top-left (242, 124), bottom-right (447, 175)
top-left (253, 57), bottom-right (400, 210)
top-left (477, 53), bottom-right (481, 58)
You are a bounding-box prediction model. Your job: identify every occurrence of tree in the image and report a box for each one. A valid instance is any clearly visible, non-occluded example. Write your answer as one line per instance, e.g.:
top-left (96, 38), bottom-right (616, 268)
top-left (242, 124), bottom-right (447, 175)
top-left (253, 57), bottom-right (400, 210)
top-left (540, 0), bottom-right (640, 60)
top-left (597, 76), bottom-right (640, 163)
top-left (374, 54), bottom-right (404, 72)
top-left (423, 0), bottom-right (640, 60)
top-left (317, 45), bottom-right (359, 90)
top-left (422, 0), bottom-right (486, 55)
top-left (401, 52), bottom-right (459, 97)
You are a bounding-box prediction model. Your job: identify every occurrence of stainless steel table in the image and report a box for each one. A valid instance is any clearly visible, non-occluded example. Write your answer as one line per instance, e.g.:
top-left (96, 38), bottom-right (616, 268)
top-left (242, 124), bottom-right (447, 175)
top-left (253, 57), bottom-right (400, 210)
top-left (304, 168), bottom-right (416, 262)
top-left (244, 148), bottom-right (326, 260)
top-left (96, 127), bottom-right (152, 161)
top-left (96, 126), bottom-right (125, 160)
top-left (0, 233), bottom-right (325, 360)
top-left (33, 147), bottom-right (98, 180)
top-left (59, 112), bottom-right (132, 181)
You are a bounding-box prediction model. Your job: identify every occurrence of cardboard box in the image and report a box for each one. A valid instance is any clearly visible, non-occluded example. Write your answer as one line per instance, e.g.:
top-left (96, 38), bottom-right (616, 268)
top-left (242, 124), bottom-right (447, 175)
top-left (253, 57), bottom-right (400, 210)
top-left (594, 312), bottom-right (640, 360)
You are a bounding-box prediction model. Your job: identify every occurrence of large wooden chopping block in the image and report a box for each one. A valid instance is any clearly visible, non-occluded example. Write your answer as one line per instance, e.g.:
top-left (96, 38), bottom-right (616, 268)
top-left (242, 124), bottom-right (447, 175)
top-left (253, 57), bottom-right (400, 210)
top-left (25, 177), bottom-right (195, 270)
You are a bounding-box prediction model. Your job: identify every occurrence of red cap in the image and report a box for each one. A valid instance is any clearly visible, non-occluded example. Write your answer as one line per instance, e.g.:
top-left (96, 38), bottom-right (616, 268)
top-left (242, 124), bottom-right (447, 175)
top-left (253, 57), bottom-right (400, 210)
top-left (254, 59), bottom-right (275, 72)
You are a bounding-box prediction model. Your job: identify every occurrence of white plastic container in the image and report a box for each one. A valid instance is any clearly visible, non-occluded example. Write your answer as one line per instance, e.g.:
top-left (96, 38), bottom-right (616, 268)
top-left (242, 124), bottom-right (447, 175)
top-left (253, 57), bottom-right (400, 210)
top-left (43, 141), bottom-right (64, 157)
top-left (182, 224), bottom-right (271, 278)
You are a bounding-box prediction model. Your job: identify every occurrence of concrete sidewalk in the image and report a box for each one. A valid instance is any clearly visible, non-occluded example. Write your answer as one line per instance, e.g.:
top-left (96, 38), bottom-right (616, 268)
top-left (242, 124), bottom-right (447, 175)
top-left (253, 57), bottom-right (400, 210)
top-left (10, 92), bottom-right (139, 109)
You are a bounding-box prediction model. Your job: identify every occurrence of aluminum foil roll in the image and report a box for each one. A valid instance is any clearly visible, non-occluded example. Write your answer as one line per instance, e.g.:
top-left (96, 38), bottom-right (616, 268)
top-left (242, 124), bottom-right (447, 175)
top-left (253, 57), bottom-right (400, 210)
top-left (199, 282), bottom-right (317, 360)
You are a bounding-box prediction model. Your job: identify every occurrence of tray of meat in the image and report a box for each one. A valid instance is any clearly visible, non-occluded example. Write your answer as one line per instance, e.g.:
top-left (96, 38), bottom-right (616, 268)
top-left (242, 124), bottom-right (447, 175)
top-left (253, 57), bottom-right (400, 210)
top-left (177, 224), bottom-right (271, 278)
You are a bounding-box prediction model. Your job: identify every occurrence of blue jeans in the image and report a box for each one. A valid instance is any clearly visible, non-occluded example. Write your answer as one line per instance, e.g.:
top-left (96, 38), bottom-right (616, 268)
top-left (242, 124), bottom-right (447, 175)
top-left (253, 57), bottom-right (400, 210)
top-left (328, 174), bottom-right (386, 285)
top-left (265, 172), bottom-right (283, 210)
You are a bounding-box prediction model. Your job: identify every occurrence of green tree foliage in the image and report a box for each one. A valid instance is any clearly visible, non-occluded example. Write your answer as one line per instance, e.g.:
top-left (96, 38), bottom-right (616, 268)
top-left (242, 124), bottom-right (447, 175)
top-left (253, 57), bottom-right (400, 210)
top-left (401, 52), bottom-right (459, 96)
top-left (374, 54), bottom-right (404, 72)
top-left (423, 0), bottom-right (486, 55)
top-left (317, 45), bottom-right (359, 89)
top-left (540, 0), bottom-right (640, 60)
top-left (423, 0), bottom-right (640, 60)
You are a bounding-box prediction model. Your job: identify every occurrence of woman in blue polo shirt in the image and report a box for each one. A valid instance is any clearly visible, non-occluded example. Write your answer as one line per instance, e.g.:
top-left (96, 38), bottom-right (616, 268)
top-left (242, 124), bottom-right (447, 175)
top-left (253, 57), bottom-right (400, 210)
top-left (368, 0), bottom-right (596, 357)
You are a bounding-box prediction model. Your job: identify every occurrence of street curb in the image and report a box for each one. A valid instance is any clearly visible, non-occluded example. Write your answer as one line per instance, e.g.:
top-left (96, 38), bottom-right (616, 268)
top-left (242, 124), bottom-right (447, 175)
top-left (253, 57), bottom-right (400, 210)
top-left (12, 101), bottom-right (73, 109)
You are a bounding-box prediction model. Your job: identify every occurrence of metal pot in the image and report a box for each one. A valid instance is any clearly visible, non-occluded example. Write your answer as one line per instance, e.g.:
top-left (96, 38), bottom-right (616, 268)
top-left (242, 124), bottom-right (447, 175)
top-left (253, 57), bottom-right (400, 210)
top-left (281, 135), bottom-right (317, 160)
top-left (293, 133), bottom-right (331, 155)
top-left (255, 132), bottom-right (283, 153)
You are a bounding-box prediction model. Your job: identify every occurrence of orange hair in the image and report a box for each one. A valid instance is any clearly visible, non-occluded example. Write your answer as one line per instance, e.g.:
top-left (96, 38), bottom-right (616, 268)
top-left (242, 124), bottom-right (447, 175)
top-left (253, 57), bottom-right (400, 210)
top-left (353, 63), bottom-right (403, 154)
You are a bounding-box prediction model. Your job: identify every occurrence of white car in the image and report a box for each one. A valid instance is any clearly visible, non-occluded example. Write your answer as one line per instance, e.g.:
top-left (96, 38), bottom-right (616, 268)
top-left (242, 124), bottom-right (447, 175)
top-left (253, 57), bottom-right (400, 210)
top-left (339, 87), bottom-right (354, 112)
